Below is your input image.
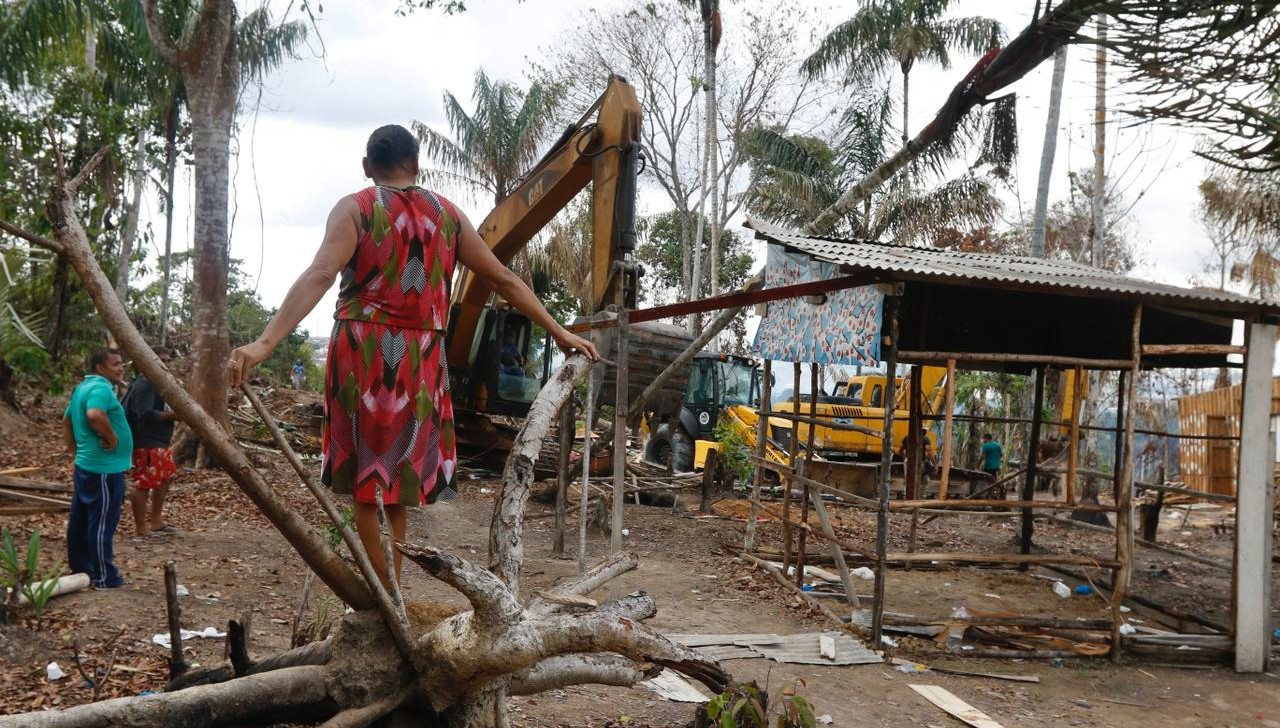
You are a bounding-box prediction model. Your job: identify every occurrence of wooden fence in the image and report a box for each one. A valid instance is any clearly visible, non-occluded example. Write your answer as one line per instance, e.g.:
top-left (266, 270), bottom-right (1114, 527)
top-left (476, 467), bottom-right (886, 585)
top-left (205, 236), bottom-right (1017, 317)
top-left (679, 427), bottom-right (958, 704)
top-left (1177, 377), bottom-right (1280, 495)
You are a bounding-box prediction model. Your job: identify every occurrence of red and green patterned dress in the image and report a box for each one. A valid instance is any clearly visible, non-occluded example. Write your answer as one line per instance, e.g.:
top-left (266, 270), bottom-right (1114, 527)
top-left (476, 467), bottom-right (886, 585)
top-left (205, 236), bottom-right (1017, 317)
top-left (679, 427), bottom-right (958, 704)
top-left (321, 185), bottom-right (459, 506)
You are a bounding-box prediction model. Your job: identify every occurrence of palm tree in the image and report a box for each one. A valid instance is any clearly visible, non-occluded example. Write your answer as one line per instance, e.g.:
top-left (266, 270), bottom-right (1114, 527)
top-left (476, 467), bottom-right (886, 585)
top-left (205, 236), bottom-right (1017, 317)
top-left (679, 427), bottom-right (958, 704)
top-left (742, 90), bottom-right (1000, 244)
top-left (801, 0), bottom-right (1003, 146)
top-left (142, 0), bottom-right (307, 427)
top-left (412, 69), bottom-right (558, 207)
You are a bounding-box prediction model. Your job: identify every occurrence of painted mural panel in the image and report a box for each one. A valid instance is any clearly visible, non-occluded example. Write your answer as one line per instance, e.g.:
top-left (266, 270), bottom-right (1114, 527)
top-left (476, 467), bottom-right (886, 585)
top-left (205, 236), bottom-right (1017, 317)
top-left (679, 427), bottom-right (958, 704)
top-left (752, 244), bottom-right (883, 365)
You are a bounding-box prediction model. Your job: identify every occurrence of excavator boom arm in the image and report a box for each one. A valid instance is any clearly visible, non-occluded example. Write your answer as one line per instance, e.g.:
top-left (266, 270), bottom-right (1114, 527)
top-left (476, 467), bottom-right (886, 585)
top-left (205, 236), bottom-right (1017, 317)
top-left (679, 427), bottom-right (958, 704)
top-left (446, 75), bottom-right (642, 369)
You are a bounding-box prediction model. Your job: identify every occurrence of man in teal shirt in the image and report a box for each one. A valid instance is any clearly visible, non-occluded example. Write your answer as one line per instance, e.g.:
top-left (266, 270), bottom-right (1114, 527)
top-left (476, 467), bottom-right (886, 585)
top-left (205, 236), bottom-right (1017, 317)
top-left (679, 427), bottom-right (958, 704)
top-left (62, 348), bottom-right (132, 589)
top-left (980, 433), bottom-right (1003, 480)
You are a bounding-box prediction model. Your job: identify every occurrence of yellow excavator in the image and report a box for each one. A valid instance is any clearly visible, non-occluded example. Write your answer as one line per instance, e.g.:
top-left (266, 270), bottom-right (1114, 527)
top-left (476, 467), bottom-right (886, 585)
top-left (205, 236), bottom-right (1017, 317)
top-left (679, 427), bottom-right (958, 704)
top-left (441, 75), bottom-right (695, 453)
top-left (654, 362), bottom-right (965, 495)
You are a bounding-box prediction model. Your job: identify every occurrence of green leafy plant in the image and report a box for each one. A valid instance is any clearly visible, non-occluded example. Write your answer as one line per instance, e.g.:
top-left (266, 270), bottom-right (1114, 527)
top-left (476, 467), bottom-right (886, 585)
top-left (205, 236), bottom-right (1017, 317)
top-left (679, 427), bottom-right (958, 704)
top-left (1, 528), bottom-right (65, 627)
top-left (702, 680), bottom-right (818, 728)
top-left (321, 507), bottom-right (356, 549)
top-left (714, 420), bottom-right (754, 488)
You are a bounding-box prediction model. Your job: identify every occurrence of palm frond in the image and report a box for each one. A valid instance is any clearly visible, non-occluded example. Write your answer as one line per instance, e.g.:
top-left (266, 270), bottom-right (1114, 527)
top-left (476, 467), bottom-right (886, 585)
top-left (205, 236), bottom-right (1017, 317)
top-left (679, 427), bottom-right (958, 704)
top-left (237, 8), bottom-right (308, 82)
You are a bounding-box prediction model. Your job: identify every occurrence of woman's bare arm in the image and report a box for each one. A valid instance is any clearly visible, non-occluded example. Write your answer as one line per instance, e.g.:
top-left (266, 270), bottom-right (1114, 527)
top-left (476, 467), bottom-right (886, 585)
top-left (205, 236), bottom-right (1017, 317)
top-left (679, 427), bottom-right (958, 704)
top-left (229, 197), bottom-right (361, 386)
top-left (456, 212), bottom-right (599, 361)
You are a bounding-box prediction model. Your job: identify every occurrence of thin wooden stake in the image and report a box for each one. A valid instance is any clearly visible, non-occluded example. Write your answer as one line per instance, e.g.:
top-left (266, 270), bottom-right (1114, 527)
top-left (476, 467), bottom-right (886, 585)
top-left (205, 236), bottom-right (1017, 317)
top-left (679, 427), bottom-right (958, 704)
top-left (873, 291), bottom-right (901, 648)
top-left (163, 561), bottom-right (187, 679)
top-left (579, 366), bottom-right (598, 573)
top-left (1020, 367), bottom-right (1045, 559)
top-left (939, 359), bottom-right (956, 499)
top-left (744, 359), bottom-right (773, 552)
top-left (611, 309), bottom-right (630, 600)
top-left (1113, 304), bottom-right (1142, 664)
top-left (553, 400), bottom-right (573, 556)
top-left (784, 361), bottom-right (801, 584)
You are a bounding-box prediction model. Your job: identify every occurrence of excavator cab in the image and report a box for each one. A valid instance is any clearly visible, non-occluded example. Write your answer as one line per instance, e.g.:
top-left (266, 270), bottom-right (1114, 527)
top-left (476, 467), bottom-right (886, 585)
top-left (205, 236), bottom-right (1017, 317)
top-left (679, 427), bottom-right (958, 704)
top-left (466, 307), bottom-right (547, 416)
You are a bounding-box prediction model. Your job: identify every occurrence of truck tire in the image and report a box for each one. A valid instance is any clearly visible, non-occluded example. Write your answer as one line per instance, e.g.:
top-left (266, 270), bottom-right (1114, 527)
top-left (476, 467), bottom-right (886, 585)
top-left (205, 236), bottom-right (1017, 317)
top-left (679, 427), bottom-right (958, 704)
top-left (644, 423), bottom-right (695, 473)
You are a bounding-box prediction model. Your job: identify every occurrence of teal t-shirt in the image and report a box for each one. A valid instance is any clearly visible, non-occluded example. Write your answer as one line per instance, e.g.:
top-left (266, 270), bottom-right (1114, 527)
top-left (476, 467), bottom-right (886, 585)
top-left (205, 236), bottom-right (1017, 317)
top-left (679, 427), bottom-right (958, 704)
top-left (981, 440), bottom-right (1003, 471)
top-left (64, 375), bottom-right (133, 474)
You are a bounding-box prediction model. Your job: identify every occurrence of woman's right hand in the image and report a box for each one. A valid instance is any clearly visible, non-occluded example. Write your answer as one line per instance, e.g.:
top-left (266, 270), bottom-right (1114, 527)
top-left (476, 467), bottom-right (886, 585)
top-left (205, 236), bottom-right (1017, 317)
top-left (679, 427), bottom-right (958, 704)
top-left (228, 340), bottom-right (274, 388)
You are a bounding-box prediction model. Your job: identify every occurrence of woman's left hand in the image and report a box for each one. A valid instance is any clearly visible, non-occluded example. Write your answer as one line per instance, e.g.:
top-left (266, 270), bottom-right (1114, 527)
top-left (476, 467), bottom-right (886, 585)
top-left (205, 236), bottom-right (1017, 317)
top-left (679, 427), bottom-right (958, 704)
top-left (554, 329), bottom-right (600, 361)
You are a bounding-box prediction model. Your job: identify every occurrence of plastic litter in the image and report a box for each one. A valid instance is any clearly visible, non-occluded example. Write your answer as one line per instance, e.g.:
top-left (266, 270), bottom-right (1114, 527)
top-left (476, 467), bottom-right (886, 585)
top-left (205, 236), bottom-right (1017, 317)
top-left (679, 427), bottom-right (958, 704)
top-left (1051, 581), bottom-right (1072, 598)
top-left (896, 662), bottom-right (929, 674)
top-left (152, 626), bottom-right (227, 649)
top-left (816, 716), bottom-right (834, 725)
top-left (801, 584), bottom-right (813, 591)
top-left (46, 662), bottom-right (64, 681)
top-left (1119, 605), bottom-right (1131, 613)
top-left (880, 635), bottom-right (898, 647)
top-left (175, 584), bottom-right (189, 597)
top-left (1118, 623), bottom-right (1136, 635)
top-left (1074, 584), bottom-right (1094, 595)
top-left (1050, 658), bottom-right (1064, 668)
top-left (621, 529), bottom-right (630, 537)
top-left (850, 567), bottom-right (874, 580)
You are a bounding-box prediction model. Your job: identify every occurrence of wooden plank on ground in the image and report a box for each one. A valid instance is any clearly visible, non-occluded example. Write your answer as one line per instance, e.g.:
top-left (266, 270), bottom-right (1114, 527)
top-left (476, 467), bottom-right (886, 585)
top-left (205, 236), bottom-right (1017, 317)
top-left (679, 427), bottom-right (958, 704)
top-left (0, 488), bottom-right (71, 506)
top-left (0, 475), bottom-right (70, 493)
top-left (909, 685), bottom-right (1004, 728)
top-left (0, 467), bottom-right (41, 477)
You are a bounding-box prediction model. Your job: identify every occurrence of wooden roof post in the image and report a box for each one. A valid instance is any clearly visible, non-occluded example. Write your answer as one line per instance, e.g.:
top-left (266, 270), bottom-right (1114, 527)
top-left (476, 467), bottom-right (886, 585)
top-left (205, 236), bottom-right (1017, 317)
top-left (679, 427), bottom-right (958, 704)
top-left (872, 287), bottom-right (902, 649)
top-left (1235, 319), bottom-right (1276, 672)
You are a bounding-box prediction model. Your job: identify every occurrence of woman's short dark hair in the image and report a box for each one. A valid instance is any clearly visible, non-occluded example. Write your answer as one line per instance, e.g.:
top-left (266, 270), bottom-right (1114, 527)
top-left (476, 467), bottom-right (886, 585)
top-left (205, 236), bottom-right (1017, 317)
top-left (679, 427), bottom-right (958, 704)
top-left (366, 124), bottom-right (419, 174)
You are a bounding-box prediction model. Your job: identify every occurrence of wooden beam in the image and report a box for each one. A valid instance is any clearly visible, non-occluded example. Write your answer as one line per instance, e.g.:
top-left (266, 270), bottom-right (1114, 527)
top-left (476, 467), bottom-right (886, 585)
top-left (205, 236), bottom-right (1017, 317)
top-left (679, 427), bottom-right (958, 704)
top-left (1113, 304), bottom-right (1142, 664)
top-left (1022, 367), bottom-right (1045, 558)
top-left (1140, 344), bottom-right (1246, 356)
top-left (890, 499), bottom-right (1113, 512)
top-left (896, 350), bottom-right (1135, 369)
top-left (1235, 321), bottom-right (1276, 673)
top-left (744, 360), bottom-right (772, 552)
top-left (784, 362), bottom-right (801, 584)
top-left (885, 552), bottom-right (1120, 568)
top-left (939, 359), bottom-right (956, 500)
top-left (568, 273), bottom-right (880, 332)
top-left (873, 293), bottom-right (902, 648)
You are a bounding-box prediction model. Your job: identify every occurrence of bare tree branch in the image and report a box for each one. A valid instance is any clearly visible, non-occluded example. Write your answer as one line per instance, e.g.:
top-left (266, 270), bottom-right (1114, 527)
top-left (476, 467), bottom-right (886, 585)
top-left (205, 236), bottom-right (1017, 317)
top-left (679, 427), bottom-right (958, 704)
top-left (67, 145), bottom-right (113, 195)
top-left (509, 654), bottom-right (658, 695)
top-left (0, 219), bottom-right (62, 254)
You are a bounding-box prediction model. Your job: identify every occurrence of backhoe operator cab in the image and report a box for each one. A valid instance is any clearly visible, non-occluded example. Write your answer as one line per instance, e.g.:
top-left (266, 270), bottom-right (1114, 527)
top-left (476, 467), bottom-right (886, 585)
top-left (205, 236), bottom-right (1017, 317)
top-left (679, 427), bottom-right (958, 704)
top-left (442, 74), bottom-right (642, 442)
top-left (643, 352), bottom-right (759, 472)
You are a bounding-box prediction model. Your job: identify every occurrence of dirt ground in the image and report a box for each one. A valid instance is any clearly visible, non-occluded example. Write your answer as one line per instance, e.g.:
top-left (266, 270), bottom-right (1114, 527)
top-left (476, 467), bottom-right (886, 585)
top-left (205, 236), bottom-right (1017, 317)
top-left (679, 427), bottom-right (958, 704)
top-left (2, 398), bottom-right (1279, 727)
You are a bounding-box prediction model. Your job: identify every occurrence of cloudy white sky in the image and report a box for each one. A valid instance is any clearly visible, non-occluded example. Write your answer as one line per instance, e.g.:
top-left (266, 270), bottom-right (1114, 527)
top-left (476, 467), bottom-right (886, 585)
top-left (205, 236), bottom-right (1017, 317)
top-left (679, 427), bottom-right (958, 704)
top-left (145, 0), bottom-right (1225, 340)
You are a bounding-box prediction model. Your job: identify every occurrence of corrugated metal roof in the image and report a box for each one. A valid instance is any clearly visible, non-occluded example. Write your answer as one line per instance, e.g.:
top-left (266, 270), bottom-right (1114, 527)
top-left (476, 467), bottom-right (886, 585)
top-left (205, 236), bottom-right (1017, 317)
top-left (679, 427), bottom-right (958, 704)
top-left (748, 218), bottom-right (1280, 315)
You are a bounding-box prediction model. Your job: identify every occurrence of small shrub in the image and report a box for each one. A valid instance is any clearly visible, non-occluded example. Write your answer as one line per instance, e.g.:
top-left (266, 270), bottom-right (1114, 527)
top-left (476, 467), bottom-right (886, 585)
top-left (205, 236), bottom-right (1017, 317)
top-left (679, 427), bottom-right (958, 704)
top-left (713, 420), bottom-right (753, 487)
top-left (1, 528), bottom-right (65, 627)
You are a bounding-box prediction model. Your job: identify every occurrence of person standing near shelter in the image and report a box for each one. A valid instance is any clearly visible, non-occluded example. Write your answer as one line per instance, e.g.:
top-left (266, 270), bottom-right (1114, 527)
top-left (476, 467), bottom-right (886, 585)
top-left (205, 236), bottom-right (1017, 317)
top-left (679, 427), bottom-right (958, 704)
top-left (980, 433), bottom-right (1003, 480)
top-left (124, 346), bottom-right (180, 541)
top-left (63, 348), bottom-right (132, 589)
top-left (291, 359), bottom-right (305, 389)
top-left (228, 124), bottom-right (598, 584)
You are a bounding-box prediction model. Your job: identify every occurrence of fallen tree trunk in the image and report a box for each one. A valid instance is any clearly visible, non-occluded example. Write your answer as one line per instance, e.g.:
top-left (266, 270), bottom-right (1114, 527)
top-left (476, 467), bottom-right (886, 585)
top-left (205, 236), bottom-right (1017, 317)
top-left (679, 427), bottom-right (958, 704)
top-left (0, 127), bottom-right (732, 728)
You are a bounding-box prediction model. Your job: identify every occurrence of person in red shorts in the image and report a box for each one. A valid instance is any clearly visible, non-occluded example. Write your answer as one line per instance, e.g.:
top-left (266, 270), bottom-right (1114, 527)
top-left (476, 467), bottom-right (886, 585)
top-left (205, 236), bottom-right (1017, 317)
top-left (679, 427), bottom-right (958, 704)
top-left (123, 346), bottom-right (179, 541)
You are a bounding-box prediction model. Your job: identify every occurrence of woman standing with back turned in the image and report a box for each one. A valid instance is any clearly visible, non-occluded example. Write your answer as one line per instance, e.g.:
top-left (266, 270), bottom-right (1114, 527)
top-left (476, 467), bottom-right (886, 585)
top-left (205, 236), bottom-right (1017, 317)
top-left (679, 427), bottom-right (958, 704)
top-left (228, 125), bottom-right (597, 583)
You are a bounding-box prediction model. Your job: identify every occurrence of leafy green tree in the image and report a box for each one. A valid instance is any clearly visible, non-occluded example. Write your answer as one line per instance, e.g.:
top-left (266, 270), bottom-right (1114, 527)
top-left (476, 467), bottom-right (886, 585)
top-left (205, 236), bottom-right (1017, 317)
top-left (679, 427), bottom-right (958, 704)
top-left (742, 90), bottom-right (1000, 244)
top-left (638, 209), bottom-right (752, 349)
top-left (412, 69), bottom-right (559, 206)
top-left (801, 0), bottom-right (1003, 146)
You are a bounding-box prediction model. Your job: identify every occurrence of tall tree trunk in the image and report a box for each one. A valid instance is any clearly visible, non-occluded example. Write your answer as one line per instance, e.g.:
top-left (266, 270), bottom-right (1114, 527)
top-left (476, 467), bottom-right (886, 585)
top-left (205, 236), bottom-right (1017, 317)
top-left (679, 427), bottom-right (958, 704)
top-left (113, 130), bottom-right (148, 305)
top-left (188, 104), bottom-right (233, 425)
top-left (1030, 47), bottom-right (1067, 258)
top-left (901, 65), bottom-right (910, 147)
top-left (705, 1), bottom-right (720, 306)
top-left (1090, 15), bottom-right (1107, 268)
top-left (159, 92), bottom-right (179, 347)
top-left (144, 0), bottom-right (240, 426)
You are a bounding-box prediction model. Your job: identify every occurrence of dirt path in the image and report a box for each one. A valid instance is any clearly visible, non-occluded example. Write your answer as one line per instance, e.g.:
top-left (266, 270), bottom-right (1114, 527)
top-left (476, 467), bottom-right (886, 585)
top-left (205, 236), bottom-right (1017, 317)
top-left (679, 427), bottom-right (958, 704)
top-left (2, 406), bottom-right (1279, 726)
